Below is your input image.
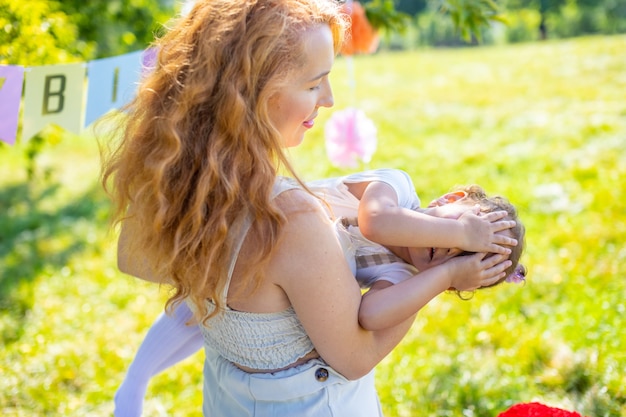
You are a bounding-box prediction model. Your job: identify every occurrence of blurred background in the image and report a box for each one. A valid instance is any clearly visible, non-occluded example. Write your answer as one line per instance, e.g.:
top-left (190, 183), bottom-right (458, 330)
top-left (1, 1), bottom-right (625, 416)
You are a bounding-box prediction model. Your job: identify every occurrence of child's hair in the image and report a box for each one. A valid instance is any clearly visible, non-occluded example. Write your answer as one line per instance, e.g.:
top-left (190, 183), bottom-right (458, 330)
top-left (455, 184), bottom-right (526, 293)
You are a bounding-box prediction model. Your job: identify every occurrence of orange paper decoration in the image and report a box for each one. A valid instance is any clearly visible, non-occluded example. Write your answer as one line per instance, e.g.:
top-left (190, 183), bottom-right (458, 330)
top-left (341, 1), bottom-right (379, 55)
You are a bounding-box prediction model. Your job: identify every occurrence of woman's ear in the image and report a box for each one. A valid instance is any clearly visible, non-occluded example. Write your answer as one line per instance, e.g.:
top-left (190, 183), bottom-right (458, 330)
top-left (428, 191), bottom-right (468, 207)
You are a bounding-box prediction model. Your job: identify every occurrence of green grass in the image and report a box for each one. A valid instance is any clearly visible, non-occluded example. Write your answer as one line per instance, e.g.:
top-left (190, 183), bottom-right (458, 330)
top-left (2, 35), bottom-right (626, 416)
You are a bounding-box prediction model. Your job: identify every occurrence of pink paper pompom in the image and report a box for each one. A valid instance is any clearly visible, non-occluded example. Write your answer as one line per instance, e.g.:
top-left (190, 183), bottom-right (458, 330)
top-left (324, 107), bottom-right (377, 168)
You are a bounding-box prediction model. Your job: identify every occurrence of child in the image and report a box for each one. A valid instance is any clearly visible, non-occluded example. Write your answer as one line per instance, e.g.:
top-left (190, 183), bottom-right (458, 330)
top-left (344, 182), bottom-right (524, 330)
top-left (114, 169), bottom-right (523, 416)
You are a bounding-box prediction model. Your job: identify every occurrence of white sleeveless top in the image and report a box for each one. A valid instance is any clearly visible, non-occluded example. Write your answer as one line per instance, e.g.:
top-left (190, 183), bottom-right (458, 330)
top-left (193, 178), bottom-right (315, 370)
top-left (194, 170), bottom-right (419, 370)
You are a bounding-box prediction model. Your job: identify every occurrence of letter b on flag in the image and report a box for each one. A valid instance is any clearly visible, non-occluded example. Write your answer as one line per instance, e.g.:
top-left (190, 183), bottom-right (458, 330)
top-left (23, 63), bottom-right (86, 142)
top-left (42, 75), bottom-right (66, 115)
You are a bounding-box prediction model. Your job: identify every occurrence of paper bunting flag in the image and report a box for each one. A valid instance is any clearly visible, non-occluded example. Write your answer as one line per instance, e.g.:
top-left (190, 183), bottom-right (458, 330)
top-left (141, 47), bottom-right (158, 76)
top-left (0, 65), bottom-right (25, 146)
top-left (22, 63), bottom-right (86, 142)
top-left (84, 51), bottom-right (143, 127)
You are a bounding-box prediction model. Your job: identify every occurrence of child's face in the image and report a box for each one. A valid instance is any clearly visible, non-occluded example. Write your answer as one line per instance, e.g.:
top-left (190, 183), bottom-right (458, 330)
top-left (407, 245), bottom-right (464, 272)
top-left (407, 192), bottom-right (476, 272)
top-left (408, 192), bottom-right (516, 272)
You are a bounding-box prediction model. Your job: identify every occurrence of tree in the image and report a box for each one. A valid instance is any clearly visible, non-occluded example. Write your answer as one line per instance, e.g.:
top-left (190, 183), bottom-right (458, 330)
top-left (0, 0), bottom-right (88, 66)
top-left (0, 0), bottom-right (175, 66)
top-left (430, 0), bottom-right (506, 42)
top-left (396, 0), bottom-right (428, 15)
top-left (0, 0), bottom-right (175, 177)
top-left (362, 0), bottom-right (505, 42)
top-left (503, 0), bottom-right (566, 39)
top-left (57, 0), bottom-right (174, 59)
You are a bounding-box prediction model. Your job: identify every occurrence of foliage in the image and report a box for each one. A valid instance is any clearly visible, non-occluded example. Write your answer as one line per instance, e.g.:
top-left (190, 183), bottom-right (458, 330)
top-left (502, 0), bottom-right (626, 39)
top-left (0, 0), bottom-right (175, 192)
top-left (362, 0), bottom-right (506, 41)
top-left (412, 9), bottom-right (496, 47)
top-left (57, 0), bottom-right (174, 59)
top-left (396, 0), bottom-right (428, 15)
top-left (0, 0), bottom-right (89, 66)
top-left (0, 0), bottom-right (174, 66)
top-left (382, 0), bottom-right (626, 47)
top-left (433, 0), bottom-right (506, 42)
top-left (502, 8), bottom-right (543, 43)
top-left (2, 34), bottom-right (626, 416)
top-left (363, 0), bottom-right (412, 33)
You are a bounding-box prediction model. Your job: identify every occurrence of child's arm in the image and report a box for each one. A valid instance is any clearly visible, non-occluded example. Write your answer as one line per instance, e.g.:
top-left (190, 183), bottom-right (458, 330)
top-left (358, 252), bottom-right (511, 330)
top-left (355, 181), bottom-right (516, 255)
top-left (114, 302), bottom-right (203, 417)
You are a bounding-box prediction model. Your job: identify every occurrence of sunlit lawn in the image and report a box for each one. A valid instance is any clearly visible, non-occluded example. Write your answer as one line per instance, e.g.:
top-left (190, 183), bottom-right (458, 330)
top-left (1, 34), bottom-right (625, 416)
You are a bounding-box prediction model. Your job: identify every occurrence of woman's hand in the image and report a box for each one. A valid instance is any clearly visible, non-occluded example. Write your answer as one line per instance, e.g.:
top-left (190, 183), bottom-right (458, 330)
top-left (446, 252), bottom-right (512, 291)
top-left (458, 209), bottom-right (518, 255)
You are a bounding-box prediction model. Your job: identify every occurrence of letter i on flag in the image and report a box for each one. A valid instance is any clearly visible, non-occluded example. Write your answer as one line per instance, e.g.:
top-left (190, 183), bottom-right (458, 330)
top-left (84, 50), bottom-right (143, 127)
top-left (22, 63), bottom-right (86, 142)
top-left (0, 65), bottom-right (25, 146)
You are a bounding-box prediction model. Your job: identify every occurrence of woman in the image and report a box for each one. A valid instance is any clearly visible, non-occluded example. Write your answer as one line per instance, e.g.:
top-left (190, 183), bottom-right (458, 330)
top-left (114, 170), bottom-right (524, 416)
top-left (101, 1), bottom-right (512, 415)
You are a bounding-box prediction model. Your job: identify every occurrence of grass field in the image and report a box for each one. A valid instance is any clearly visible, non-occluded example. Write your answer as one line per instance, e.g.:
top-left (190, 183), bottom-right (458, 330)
top-left (1, 34), bottom-right (625, 416)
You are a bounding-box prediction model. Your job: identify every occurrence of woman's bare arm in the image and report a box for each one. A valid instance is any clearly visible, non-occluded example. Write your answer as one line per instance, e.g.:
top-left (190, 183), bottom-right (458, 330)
top-left (117, 216), bottom-right (170, 284)
top-left (358, 253), bottom-right (511, 331)
top-left (272, 191), bottom-right (416, 380)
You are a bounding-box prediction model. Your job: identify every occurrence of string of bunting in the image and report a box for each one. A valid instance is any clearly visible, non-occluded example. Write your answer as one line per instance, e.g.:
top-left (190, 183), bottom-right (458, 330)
top-left (0, 0), bottom-right (381, 171)
top-left (0, 48), bottom-right (157, 146)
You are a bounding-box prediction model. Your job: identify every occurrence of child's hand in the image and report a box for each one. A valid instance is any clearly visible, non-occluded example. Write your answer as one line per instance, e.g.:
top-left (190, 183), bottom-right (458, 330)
top-left (447, 252), bottom-right (512, 291)
top-left (458, 208), bottom-right (517, 254)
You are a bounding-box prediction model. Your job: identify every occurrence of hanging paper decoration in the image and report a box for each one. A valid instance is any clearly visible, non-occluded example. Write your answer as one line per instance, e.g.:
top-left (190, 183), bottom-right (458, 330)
top-left (85, 51), bottom-right (144, 127)
top-left (22, 63), bottom-right (86, 142)
top-left (324, 1), bottom-right (379, 167)
top-left (141, 47), bottom-right (158, 76)
top-left (0, 65), bottom-right (24, 146)
top-left (340, 1), bottom-right (379, 55)
top-left (325, 107), bottom-right (377, 168)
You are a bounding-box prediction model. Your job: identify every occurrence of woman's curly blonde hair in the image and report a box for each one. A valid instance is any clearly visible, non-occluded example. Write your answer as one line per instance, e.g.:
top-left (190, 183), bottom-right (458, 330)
top-left (100, 0), bottom-right (347, 323)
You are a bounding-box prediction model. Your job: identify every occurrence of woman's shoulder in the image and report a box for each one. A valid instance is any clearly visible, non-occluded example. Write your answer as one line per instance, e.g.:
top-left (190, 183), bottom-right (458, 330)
top-left (273, 177), bottom-right (323, 213)
top-left (275, 190), bottom-right (325, 220)
top-left (272, 177), bottom-right (301, 197)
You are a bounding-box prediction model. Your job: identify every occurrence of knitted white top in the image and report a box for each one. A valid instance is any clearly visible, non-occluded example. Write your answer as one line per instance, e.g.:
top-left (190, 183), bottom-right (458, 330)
top-left (195, 170), bottom-right (420, 370)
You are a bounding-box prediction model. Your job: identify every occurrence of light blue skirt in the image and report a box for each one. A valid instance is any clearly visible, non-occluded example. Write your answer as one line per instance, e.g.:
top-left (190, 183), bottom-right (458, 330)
top-left (202, 346), bottom-right (383, 416)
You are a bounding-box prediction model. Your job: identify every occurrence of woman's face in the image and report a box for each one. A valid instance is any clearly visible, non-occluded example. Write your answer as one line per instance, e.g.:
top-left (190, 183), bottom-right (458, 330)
top-left (268, 24), bottom-right (335, 148)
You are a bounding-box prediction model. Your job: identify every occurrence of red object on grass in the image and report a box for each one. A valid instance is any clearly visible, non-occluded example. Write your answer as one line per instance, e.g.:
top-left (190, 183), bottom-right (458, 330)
top-left (498, 402), bottom-right (584, 417)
